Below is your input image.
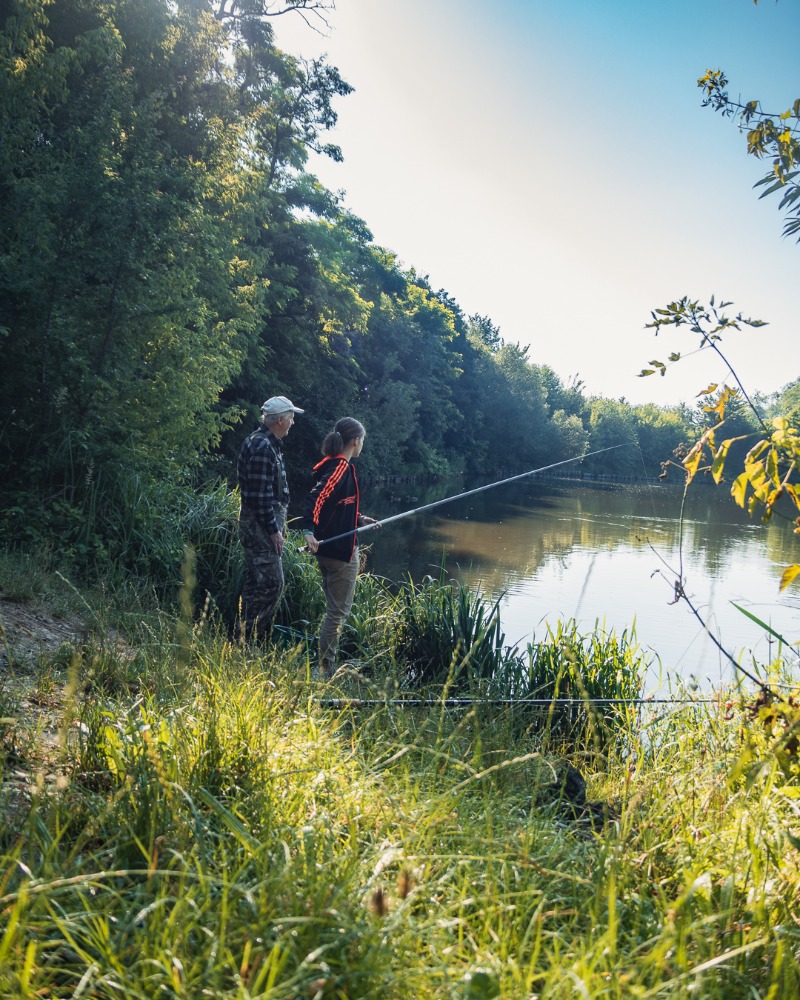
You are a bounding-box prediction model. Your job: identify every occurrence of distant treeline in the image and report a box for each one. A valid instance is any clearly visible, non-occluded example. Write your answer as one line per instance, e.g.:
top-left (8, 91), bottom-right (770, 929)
top-left (0, 0), bottom-right (773, 569)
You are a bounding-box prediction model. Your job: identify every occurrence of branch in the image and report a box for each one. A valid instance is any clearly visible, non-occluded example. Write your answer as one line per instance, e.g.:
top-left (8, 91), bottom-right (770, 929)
top-left (214, 0), bottom-right (334, 31)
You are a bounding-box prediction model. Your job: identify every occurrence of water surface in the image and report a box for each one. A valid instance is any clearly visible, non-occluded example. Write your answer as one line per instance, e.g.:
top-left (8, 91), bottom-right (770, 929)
top-left (355, 477), bottom-right (800, 691)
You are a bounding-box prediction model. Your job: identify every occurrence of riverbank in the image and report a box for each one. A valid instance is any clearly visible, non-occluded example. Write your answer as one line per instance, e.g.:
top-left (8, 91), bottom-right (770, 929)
top-left (2, 550), bottom-right (800, 996)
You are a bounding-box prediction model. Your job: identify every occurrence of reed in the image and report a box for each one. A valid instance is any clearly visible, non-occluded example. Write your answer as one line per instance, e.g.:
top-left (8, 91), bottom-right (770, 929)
top-left (391, 573), bottom-right (509, 689)
top-left (494, 619), bottom-right (647, 747)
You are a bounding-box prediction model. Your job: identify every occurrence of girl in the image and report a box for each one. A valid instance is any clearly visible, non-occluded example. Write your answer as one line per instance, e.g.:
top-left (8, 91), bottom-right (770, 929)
top-left (302, 418), bottom-right (378, 677)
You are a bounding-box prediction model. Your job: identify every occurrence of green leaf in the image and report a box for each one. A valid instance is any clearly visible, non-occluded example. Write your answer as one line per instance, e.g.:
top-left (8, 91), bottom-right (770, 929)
top-left (758, 178), bottom-right (787, 198)
top-left (731, 602), bottom-right (793, 643)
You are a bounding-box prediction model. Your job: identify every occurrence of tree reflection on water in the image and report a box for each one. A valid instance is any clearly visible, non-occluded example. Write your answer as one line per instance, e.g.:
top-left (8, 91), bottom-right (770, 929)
top-left (352, 477), bottom-right (800, 690)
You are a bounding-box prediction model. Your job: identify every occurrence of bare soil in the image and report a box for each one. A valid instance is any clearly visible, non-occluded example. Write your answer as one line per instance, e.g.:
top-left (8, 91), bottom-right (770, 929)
top-left (0, 597), bottom-right (86, 670)
top-left (1, 598), bottom-right (101, 816)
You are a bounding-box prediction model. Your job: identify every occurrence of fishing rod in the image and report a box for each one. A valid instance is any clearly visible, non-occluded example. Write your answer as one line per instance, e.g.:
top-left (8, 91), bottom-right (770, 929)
top-left (314, 696), bottom-right (721, 708)
top-left (302, 442), bottom-right (630, 550)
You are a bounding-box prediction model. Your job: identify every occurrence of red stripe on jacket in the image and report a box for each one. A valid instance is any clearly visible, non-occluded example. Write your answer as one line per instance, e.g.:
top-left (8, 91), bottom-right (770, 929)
top-left (311, 457), bottom-right (349, 527)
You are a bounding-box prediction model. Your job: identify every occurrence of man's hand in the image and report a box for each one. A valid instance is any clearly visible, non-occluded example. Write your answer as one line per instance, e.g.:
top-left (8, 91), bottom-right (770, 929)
top-left (359, 516), bottom-right (380, 529)
top-left (303, 532), bottom-right (319, 554)
top-left (269, 531), bottom-right (284, 555)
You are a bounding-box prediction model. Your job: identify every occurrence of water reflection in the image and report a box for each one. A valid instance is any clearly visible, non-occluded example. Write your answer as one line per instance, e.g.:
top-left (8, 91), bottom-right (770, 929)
top-left (351, 478), bottom-right (800, 691)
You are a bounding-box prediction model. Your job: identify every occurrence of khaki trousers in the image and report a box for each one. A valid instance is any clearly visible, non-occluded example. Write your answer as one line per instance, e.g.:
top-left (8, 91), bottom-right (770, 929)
top-left (317, 548), bottom-right (359, 665)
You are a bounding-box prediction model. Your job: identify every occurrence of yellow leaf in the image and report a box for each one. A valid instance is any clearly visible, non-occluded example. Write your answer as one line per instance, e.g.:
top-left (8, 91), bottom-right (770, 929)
top-left (784, 483), bottom-right (800, 511)
top-left (712, 439), bottom-right (732, 484)
top-left (731, 472), bottom-right (748, 508)
top-left (766, 447), bottom-right (780, 487)
top-left (683, 441), bottom-right (704, 483)
top-left (779, 564), bottom-right (800, 592)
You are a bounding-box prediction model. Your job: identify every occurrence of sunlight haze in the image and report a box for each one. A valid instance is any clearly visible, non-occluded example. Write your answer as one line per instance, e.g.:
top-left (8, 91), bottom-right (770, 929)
top-left (276, 0), bottom-right (799, 408)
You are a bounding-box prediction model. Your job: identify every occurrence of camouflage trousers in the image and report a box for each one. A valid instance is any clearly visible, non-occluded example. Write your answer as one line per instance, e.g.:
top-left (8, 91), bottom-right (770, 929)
top-left (238, 506), bottom-right (286, 644)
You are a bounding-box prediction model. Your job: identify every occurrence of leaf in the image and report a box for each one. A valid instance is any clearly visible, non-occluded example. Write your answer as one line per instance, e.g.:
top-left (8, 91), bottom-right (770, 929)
top-left (766, 447), bottom-right (781, 487)
top-left (696, 383), bottom-right (718, 396)
top-left (783, 483), bottom-right (800, 512)
top-left (731, 602), bottom-right (793, 643)
top-left (758, 178), bottom-right (787, 198)
top-left (683, 442), bottom-right (704, 482)
top-left (712, 439), bottom-right (734, 484)
top-left (779, 564), bottom-right (800, 592)
top-left (778, 186), bottom-right (800, 209)
top-left (731, 472), bottom-right (749, 508)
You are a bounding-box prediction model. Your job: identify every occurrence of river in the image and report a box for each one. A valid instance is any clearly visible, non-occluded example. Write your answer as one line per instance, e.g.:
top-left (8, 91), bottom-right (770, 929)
top-left (354, 476), bottom-right (800, 692)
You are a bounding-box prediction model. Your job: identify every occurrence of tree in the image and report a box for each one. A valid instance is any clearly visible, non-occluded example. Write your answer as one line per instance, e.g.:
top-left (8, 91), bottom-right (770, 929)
top-left (698, 69), bottom-right (800, 240)
top-left (213, 0), bottom-right (335, 31)
top-left (352, 274), bottom-right (462, 477)
top-left (772, 379), bottom-right (800, 428)
top-left (642, 297), bottom-right (800, 590)
top-left (0, 0), bottom-right (258, 489)
top-left (467, 313), bottom-right (502, 352)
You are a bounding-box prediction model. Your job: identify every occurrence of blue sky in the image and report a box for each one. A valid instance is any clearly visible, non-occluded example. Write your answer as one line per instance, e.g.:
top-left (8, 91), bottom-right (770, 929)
top-left (275, 0), bottom-right (799, 407)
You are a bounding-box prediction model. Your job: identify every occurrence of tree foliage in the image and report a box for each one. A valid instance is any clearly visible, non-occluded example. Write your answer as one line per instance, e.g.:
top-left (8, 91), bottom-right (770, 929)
top-left (698, 68), bottom-right (800, 240)
top-left (0, 0), bottom-right (692, 572)
top-left (642, 297), bottom-right (800, 589)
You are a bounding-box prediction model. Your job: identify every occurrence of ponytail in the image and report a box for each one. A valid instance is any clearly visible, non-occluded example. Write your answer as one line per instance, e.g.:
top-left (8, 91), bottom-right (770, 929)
top-left (321, 417), bottom-right (365, 456)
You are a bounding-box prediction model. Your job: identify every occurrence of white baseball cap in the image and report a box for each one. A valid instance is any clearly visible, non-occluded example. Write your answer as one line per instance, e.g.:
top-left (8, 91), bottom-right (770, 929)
top-left (261, 395), bottom-right (305, 415)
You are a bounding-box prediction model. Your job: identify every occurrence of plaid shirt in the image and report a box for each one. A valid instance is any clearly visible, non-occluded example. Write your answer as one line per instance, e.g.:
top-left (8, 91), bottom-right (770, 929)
top-left (237, 426), bottom-right (289, 535)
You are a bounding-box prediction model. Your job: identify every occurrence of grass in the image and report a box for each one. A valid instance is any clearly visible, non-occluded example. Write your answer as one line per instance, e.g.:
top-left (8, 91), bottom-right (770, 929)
top-left (1, 549), bottom-right (800, 997)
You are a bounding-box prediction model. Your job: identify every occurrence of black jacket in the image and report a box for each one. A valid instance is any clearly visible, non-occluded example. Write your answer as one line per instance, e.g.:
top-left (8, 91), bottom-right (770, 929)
top-left (303, 455), bottom-right (360, 562)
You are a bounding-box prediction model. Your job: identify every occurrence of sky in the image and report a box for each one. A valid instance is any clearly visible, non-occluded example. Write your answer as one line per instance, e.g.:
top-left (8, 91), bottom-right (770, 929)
top-left (274, 0), bottom-right (799, 408)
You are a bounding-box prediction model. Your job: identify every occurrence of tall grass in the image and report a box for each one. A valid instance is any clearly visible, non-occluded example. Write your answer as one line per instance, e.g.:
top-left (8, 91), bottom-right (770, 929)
top-left (1, 620), bottom-right (799, 998)
top-left (495, 619), bottom-right (647, 747)
top-left (1, 472), bottom-right (245, 622)
top-left (390, 573), bottom-right (509, 689)
top-left (3, 548), bottom-right (800, 995)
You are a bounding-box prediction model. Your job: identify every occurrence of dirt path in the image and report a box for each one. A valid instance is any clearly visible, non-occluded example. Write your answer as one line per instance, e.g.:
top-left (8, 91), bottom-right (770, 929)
top-left (0, 597), bottom-right (86, 671)
top-left (1, 598), bottom-right (93, 818)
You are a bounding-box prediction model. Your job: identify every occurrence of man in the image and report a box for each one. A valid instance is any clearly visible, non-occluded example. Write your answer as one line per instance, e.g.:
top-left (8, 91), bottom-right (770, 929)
top-left (236, 395), bottom-right (304, 644)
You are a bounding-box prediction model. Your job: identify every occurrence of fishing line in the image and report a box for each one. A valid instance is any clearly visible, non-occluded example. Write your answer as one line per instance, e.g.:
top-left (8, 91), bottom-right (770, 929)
top-left (311, 695), bottom-right (724, 708)
top-left (633, 431), bottom-right (661, 520)
top-left (302, 442), bottom-right (631, 551)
